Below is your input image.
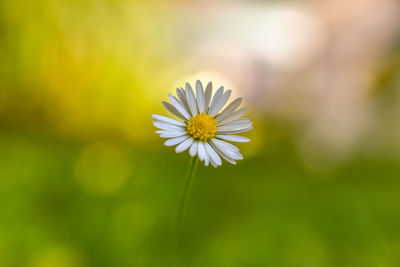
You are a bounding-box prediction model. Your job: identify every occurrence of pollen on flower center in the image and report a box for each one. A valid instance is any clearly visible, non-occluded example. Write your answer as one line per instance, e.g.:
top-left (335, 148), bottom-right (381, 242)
top-left (186, 113), bottom-right (217, 141)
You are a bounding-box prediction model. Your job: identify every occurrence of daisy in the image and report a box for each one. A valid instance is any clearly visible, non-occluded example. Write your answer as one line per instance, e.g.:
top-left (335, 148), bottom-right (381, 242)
top-left (152, 80), bottom-right (252, 167)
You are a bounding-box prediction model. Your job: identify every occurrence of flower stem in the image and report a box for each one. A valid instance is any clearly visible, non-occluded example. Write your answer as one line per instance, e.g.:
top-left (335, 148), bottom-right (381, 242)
top-left (176, 156), bottom-right (198, 228)
top-left (170, 156), bottom-right (199, 265)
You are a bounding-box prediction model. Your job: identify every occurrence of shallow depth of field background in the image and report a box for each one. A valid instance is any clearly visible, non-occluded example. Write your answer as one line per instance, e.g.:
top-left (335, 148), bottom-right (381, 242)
top-left (1, 0), bottom-right (400, 266)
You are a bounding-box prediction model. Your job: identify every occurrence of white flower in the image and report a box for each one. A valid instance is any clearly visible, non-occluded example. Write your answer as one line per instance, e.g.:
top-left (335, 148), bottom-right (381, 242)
top-left (152, 80), bottom-right (252, 167)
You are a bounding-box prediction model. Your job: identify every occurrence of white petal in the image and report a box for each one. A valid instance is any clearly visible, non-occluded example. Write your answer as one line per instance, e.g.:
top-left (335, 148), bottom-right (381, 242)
top-left (210, 159), bottom-right (218, 168)
top-left (214, 98), bottom-right (242, 122)
top-left (185, 83), bottom-right (198, 115)
top-left (219, 126), bottom-right (253, 134)
top-left (216, 134), bottom-right (250, 142)
top-left (176, 88), bottom-right (192, 116)
top-left (218, 108), bottom-right (247, 125)
top-left (204, 82), bottom-right (213, 113)
top-left (218, 121), bottom-right (253, 132)
top-left (219, 118), bottom-right (252, 129)
top-left (197, 142), bottom-right (206, 161)
top-left (204, 142), bottom-right (222, 166)
top-left (209, 90), bottom-right (232, 116)
top-left (164, 136), bottom-right (189, 146)
top-left (219, 146), bottom-right (242, 160)
top-left (225, 118), bottom-right (252, 125)
top-left (162, 101), bottom-right (187, 121)
top-left (212, 138), bottom-right (240, 152)
top-left (195, 80), bottom-right (205, 114)
top-left (209, 141), bottom-right (236, 165)
top-left (168, 94), bottom-right (190, 119)
top-left (212, 139), bottom-right (242, 161)
top-left (218, 125), bottom-right (251, 133)
top-left (208, 86), bottom-right (223, 114)
top-left (159, 130), bottom-right (187, 138)
top-left (175, 138), bottom-right (194, 153)
top-left (225, 150), bottom-right (243, 160)
top-left (189, 142), bottom-right (198, 157)
top-left (204, 149), bottom-right (210, 166)
top-left (152, 114), bottom-right (186, 126)
top-left (233, 150), bottom-right (243, 160)
top-left (153, 121), bottom-right (184, 131)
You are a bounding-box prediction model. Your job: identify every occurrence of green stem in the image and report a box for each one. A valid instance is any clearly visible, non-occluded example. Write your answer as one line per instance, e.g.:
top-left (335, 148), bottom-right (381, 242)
top-left (171, 156), bottom-right (199, 265)
top-left (176, 156), bottom-right (199, 228)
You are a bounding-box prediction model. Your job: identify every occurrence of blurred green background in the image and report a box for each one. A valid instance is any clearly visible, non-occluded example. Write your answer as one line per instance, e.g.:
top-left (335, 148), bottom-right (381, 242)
top-left (1, 0), bottom-right (400, 266)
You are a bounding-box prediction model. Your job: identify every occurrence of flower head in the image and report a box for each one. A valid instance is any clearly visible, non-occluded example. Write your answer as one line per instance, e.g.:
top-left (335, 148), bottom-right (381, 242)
top-left (152, 81), bottom-right (252, 167)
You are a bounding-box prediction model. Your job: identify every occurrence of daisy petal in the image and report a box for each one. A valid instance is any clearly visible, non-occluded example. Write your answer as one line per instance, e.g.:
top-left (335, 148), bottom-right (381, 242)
top-left (218, 108), bottom-right (247, 125)
top-left (153, 121), bottom-right (184, 131)
top-left (225, 118), bottom-right (252, 125)
top-left (195, 80), bottom-right (205, 114)
top-left (211, 139), bottom-right (242, 161)
top-left (203, 146), bottom-right (210, 166)
top-left (164, 136), bottom-right (189, 146)
top-left (152, 114), bottom-right (186, 126)
top-left (162, 101), bottom-right (187, 121)
top-left (197, 142), bottom-right (206, 161)
top-left (175, 138), bottom-right (194, 153)
top-left (219, 126), bottom-right (253, 134)
top-left (226, 150), bottom-right (243, 160)
top-left (159, 130), bottom-right (187, 138)
top-left (168, 94), bottom-right (190, 119)
top-left (215, 98), bottom-right (242, 122)
top-left (189, 142), bottom-right (198, 157)
top-left (176, 88), bottom-right (192, 116)
top-left (204, 82), bottom-right (213, 113)
top-left (219, 118), bottom-right (252, 129)
top-left (210, 141), bottom-right (236, 164)
top-left (218, 125), bottom-right (252, 133)
top-left (185, 83), bottom-right (198, 115)
top-left (216, 134), bottom-right (250, 142)
top-left (210, 160), bottom-right (218, 168)
top-left (208, 86), bottom-right (223, 114)
top-left (204, 156), bottom-right (210, 167)
top-left (212, 138), bottom-right (240, 152)
top-left (218, 121), bottom-right (253, 132)
top-left (209, 90), bottom-right (232, 116)
top-left (205, 142), bottom-right (222, 166)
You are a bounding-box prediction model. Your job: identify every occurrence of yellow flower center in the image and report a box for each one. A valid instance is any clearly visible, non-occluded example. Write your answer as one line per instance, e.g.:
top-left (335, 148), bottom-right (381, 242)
top-left (186, 113), bottom-right (217, 141)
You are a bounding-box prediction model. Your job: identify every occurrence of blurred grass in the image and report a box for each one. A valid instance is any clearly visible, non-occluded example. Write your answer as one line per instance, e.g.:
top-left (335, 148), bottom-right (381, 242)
top-left (1, 122), bottom-right (400, 267)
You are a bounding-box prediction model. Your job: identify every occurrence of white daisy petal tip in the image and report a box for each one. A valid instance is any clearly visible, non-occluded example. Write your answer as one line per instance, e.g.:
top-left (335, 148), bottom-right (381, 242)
top-left (216, 134), bottom-right (250, 143)
top-left (153, 80), bottom-right (252, 167)
top-left (189, 142), bottom-right (198, 157)
top-left (175, 138), bottom-right (194, 153)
